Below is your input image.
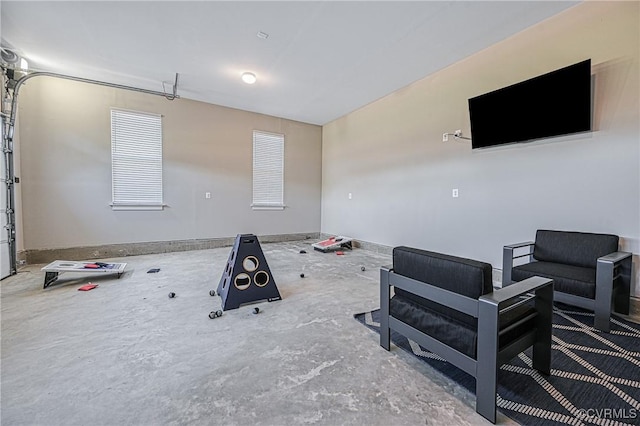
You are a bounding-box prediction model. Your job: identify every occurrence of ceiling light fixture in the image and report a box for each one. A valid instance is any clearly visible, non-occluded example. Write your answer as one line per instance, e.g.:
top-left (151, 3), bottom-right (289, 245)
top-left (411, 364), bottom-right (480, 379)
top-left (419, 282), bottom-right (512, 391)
top-left (257, 31), bottom-right (269, 40)
top-left (241, 72), bottom-right (257, 84)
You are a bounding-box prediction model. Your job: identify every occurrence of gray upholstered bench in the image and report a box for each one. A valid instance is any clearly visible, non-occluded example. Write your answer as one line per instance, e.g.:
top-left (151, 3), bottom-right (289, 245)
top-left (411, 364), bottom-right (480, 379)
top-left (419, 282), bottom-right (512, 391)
top-left (380, 246), bottom-right (553, 423)
top-left (503, 230), bottom-right (633, 332)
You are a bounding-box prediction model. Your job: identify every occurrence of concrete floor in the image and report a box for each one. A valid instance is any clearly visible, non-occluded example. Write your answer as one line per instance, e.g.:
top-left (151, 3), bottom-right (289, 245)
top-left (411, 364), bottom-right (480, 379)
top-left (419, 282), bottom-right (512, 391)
top-left (2, 241), bottom-right (637, 426)
top-left (1, 241), bottom-right (497, 426)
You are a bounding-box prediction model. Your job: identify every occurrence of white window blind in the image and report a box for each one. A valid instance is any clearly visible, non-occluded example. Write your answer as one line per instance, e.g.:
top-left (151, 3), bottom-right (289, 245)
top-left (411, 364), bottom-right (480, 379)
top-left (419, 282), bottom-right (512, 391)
top-left (111, 109), bottom-right (163, 210)
top-left (252, 131), bottom-right (284, 210)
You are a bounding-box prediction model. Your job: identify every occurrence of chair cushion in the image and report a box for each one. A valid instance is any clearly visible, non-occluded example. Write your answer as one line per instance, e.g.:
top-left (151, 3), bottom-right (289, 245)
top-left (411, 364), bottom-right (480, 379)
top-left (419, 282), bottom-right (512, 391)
top-left (512, 261), bottom-right (596, 299)
top-left (533, 230), bottom-right (618, 269)
top-left (390, 294), bottom-right (537, 359)
top-left (392, 246), bottom-right (493, 329)
top-left (390, 294), bottom-right (477, 358)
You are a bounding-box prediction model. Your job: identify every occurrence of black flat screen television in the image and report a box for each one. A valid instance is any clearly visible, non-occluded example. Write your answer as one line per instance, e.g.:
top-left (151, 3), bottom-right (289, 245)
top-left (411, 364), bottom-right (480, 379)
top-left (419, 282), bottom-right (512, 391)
top-left (468, 59), bottom-right (591, 149)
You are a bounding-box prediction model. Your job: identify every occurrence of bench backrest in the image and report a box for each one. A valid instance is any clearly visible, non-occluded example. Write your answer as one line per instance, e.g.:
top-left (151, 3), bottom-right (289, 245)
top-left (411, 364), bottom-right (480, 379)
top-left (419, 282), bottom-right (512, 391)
top-left (393, 246), bottom-right (493, 328)
top-left (533, 230), bottom-right (618, 269)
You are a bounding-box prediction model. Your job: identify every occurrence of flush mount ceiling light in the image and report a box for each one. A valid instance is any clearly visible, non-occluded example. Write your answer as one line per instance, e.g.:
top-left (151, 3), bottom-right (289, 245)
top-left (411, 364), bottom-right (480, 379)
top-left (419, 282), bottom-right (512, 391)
top-left (256, 31), bottom-right (269, 40)
top-left (241, 72), bottom-right (257, 84)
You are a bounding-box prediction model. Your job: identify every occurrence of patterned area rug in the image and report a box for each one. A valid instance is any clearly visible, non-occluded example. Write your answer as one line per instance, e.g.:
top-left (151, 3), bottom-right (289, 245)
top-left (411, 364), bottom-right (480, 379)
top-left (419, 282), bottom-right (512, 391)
top-left (354, 306), bottom-right (640, 425)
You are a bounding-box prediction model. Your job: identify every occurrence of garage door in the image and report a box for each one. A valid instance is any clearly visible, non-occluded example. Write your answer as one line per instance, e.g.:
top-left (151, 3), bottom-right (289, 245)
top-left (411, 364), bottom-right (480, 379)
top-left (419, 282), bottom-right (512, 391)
top-left (0, 144), bottom-right (10, 280)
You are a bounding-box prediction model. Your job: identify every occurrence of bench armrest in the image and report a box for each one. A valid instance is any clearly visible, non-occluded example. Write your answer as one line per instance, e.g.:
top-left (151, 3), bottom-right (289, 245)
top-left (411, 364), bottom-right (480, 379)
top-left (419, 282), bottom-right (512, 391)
top-left (503, 241), bottom-right (535, 250)
top-left (479, 276), bottom-right (553, 308)
top-left (477, 275), bottom-right (553, 402)
top-left (502, 242), bottom-right (535, 286)
top-left (595, 251), bottom-right (633, 322)
top-left (598, 251), bottom-right (632, 264)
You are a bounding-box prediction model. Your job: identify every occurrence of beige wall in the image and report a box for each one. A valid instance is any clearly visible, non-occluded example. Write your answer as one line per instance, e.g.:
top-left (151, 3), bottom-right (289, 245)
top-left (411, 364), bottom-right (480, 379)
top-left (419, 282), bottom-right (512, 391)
top-left (322, 2), bottom-right (640, 294)
top-left (16, 77), bottom-right (322, 250)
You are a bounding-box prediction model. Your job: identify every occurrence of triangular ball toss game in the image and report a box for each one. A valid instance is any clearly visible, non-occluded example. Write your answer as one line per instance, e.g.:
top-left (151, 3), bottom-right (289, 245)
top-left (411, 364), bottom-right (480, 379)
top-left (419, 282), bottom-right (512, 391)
top-left (216, 234), bottom-right (281, 311)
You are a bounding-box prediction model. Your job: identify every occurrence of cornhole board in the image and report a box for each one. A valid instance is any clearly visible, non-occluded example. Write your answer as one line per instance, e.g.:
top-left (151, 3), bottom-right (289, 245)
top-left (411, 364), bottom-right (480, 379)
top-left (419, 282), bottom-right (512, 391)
top-left (41, 260), bottom-right (127, 289)
top-left (312, 236), bottom-right (353, 253)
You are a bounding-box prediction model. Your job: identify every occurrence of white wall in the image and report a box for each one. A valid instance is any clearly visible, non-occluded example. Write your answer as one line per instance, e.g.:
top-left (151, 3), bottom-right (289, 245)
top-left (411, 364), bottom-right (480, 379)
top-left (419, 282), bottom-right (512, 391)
top-left (321, 2), bottom-right (640, 294)
top-left (16, 77), bottom-right (322, 250)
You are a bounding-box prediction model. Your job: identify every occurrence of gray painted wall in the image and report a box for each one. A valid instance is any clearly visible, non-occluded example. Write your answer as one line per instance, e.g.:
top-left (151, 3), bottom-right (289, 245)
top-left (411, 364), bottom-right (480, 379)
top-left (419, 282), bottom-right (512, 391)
top-left (321, 2), bottom-right (640, 295)
top-left (16, 77), bottom-right (322, 250)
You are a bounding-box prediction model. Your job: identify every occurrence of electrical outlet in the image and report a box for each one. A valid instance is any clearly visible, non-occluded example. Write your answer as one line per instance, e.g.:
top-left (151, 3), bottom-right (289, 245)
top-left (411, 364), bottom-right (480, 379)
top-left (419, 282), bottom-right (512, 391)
top-left (442, 133), bottom-right (449, 142)
top-left (205, 192), bottom-right (211, 199)
top-left (454, 130), bottom-right (462, 138)
top-left (452, 188), bottom-right (459, 198)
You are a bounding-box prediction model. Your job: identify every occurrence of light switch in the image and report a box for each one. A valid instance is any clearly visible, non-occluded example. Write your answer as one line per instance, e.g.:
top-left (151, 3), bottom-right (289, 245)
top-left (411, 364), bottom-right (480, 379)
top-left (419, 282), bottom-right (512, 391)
top-left (348, 193), bottom-right (352, 200)
top-left (205, 192), bottom-right (211, 199)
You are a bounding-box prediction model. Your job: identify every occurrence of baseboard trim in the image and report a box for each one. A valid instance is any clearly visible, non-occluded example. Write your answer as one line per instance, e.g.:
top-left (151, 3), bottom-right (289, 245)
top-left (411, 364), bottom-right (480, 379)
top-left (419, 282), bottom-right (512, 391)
top-left (22, 232), bottom-right (320, 265)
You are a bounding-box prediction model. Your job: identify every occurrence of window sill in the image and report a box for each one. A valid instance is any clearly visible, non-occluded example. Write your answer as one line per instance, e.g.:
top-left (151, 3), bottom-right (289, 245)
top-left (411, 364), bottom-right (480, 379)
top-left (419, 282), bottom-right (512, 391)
top-left (251, 204), bottom-right (285, 211)
top-left (110, 203), bottom-right (166, 211)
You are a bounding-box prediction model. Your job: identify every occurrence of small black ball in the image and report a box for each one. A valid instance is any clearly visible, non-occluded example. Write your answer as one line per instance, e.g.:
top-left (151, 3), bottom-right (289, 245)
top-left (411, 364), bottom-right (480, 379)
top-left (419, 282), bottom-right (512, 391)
top-left (300, 273), bottom-right (305, 278)
top-left (168, 292), bottom-right (176, 298)
top-left (209, 290), bottom-right (216, 297)
top-left (299, 250), bottom-right (307, 254)
top-left (361, 266), bottom-right (366, 271)
top-left (216, 310), bottom-right (223, 317)
top-left (209, 311), bottom-right (216, 319)
top-left (253, 307), bottom-right (260, 315)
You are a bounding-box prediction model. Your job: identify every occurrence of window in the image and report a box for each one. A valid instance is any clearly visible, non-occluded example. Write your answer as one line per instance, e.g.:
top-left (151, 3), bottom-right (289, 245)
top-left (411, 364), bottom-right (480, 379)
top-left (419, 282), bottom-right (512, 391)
top-left (110, 109), bottom-right (163, 210)
top-left (252, 131), bottom-right (284, 210)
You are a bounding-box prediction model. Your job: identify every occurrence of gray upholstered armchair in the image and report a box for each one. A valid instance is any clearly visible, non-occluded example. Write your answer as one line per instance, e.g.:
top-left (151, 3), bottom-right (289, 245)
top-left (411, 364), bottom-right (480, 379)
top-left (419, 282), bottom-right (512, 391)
top-left (503, 230), bottom-right (633, 332)
top-left (381, 246), bottom-right (553, 423)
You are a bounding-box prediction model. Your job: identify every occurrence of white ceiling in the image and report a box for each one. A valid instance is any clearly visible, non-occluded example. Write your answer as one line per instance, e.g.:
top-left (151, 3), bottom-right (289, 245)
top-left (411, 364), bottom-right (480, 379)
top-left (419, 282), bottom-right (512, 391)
top-left (1, 1), bottom-right (578, 125)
